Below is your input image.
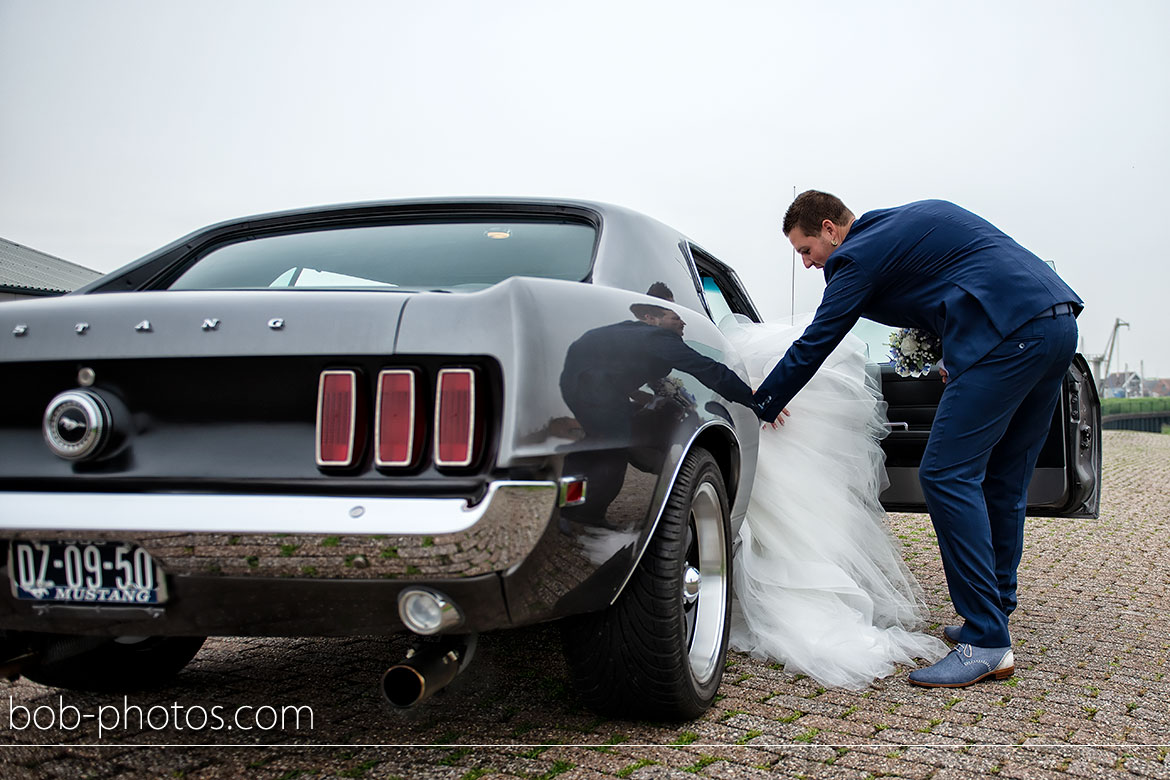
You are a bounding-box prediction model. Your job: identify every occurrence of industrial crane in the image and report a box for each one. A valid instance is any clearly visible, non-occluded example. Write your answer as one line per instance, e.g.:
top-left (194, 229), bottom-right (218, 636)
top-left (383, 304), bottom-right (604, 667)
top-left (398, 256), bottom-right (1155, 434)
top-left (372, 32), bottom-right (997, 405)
top-left (1087, 318), bottom-right (1130, 394)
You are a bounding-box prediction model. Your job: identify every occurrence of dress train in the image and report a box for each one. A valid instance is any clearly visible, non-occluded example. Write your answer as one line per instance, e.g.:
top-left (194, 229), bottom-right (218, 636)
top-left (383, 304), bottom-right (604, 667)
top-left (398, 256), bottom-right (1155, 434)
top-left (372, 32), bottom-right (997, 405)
top-left (721, 315), bottom-right (948, 689)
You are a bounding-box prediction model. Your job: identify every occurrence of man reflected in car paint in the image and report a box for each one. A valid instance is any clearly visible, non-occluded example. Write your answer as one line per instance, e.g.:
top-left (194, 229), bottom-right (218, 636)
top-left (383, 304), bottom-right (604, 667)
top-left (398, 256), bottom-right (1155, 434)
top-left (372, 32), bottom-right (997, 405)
top-left (558, 289), bottom-right (756, 526)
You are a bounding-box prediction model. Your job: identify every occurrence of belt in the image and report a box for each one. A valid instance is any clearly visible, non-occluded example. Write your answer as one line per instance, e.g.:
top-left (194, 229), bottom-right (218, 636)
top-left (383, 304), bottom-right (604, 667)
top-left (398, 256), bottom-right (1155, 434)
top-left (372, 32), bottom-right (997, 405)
top-left (1030, 302), bottom-right (1075, 320)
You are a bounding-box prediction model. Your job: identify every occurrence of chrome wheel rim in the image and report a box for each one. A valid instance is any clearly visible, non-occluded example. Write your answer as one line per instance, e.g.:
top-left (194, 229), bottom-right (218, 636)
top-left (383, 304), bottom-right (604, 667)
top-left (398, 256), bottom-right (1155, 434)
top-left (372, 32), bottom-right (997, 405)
top-left (684, 480), bottom-right (727, 686)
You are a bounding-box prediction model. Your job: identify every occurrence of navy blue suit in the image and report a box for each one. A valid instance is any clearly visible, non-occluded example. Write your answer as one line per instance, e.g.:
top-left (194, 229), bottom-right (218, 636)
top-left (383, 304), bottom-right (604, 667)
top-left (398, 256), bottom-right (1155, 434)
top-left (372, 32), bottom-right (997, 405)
top-left (755, 200), bottom-right (1082, 647)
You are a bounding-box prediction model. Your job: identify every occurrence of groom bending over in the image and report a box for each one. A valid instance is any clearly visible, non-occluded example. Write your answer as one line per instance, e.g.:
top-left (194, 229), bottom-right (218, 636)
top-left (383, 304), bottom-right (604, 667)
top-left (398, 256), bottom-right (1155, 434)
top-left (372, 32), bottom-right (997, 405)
top-left (754, 191), bottom-right (1081, 688)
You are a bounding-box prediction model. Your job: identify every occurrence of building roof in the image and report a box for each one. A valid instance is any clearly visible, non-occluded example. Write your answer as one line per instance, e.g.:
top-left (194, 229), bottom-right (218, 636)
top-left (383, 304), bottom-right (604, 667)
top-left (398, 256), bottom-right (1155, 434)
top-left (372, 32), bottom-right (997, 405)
top-left (1145, 378), bottom-right (1170, 397)
top-left (1104, 371), bottom-right (1140, 388)
top-left (0, 237), bottom-right (102, 295)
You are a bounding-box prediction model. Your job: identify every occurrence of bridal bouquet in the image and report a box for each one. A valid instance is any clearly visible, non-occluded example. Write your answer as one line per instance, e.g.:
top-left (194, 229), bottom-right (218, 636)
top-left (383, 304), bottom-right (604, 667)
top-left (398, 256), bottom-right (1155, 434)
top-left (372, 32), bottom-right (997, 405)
top-left (648, 376), bottom-right (697, 414)
top-left (888, 327), bottom-right (942, 377)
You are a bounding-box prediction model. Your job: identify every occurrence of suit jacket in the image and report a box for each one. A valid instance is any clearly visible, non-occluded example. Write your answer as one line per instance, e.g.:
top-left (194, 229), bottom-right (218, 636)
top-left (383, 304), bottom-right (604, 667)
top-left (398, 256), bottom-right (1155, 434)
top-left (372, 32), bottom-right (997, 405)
top-left (755, 200), bottom-right (1082, 420)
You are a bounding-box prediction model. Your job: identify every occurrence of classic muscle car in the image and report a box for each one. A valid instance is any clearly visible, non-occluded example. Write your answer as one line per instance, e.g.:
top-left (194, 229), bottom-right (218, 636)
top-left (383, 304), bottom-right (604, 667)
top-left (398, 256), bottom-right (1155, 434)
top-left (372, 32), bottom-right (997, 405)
top-left (0, 198), bottom-right (1101, 720)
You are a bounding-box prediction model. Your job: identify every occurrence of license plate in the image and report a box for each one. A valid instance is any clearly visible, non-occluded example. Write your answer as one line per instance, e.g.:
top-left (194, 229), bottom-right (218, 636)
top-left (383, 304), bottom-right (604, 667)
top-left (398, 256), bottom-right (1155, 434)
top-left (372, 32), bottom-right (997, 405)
top-left (8, 540), bottom-right (167, 604)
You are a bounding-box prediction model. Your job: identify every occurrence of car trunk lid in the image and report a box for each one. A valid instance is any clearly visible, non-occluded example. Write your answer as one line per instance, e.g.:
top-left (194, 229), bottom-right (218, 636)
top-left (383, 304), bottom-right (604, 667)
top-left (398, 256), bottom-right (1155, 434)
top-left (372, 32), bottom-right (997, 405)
top-left (3, 290), bottom-right (407, 361)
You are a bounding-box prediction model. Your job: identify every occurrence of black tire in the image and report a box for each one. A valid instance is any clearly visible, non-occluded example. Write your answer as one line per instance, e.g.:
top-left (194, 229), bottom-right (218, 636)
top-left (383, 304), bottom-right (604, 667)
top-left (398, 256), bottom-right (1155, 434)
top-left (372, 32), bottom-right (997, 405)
top-left (22, 635), bottom-right (206, 692)
top-left (562, 446), bottom-right (732, 720)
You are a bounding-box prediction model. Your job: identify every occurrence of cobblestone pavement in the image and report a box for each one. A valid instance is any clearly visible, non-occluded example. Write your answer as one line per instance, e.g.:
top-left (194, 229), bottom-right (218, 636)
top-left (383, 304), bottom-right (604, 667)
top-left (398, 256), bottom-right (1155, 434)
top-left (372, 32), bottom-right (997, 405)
top-left (2, 430), bottom-right (1168, 778)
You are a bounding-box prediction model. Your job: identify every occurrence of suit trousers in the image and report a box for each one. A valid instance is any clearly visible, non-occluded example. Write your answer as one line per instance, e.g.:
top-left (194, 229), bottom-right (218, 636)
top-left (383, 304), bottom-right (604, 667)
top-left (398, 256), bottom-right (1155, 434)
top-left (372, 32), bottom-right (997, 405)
top-left (918, 310), bottom-right (1078, 647)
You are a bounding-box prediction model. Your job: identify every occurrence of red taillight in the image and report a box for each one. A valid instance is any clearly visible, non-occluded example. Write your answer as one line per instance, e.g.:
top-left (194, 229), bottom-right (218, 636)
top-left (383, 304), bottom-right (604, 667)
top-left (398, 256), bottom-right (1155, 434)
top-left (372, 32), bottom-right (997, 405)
top-left (434, 368), bottom-right (476, 467)
top-left (376, 369), bottom-right (417, 467)
top-left (316, 370), bottom-right (358, 467)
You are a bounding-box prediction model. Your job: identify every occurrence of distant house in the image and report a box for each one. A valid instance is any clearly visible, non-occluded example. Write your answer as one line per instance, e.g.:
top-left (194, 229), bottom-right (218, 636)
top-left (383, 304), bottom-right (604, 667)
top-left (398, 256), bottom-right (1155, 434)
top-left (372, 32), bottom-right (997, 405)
top-left (1103, 372), bottom-right (1170, 398)
top-left (1103, 371), bottom-right (1143, 398)
top-left (1101, 370), bottom-right (1170, 398)
top-left (0, 237), bottom-right (103, 302)
top-left (1142, 378), bottom-right (1170, 398)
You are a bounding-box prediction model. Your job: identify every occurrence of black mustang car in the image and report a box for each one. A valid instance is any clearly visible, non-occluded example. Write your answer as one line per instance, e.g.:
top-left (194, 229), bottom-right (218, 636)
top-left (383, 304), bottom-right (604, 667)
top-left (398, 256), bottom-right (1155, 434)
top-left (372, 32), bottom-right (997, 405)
top-left (0, 198), bottom-right (1100, 719)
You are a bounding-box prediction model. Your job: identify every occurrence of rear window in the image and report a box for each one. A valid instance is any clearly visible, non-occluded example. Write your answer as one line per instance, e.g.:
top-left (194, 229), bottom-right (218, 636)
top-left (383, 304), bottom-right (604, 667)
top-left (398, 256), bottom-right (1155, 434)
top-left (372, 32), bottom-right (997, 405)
top-left (168, 220), bottom-right (597, 292)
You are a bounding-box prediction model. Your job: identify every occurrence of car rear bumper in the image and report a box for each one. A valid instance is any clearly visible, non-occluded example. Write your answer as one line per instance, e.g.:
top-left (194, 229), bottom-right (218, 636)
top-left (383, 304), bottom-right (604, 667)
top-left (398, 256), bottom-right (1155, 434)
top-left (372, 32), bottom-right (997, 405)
top-left (0, 482), bottom-right (561, 636)
top-left (0, 481), bottom-right (558, 579)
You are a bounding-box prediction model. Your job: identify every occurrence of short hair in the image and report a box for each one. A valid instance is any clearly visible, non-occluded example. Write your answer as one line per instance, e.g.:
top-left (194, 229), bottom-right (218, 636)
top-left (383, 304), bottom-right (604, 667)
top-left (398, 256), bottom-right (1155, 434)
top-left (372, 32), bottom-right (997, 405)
top-left (783, 190), bottom-right (855, 237)
top-left (646, 282), bottom-right (674, 301)
top-left (630, 303), bottom-right (672, 320)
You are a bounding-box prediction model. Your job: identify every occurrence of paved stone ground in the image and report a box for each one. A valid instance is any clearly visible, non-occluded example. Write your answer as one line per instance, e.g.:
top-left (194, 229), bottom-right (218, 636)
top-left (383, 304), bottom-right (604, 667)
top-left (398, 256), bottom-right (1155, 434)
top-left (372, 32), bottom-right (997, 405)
top-left (2, 430), bottom-right (1168, 778)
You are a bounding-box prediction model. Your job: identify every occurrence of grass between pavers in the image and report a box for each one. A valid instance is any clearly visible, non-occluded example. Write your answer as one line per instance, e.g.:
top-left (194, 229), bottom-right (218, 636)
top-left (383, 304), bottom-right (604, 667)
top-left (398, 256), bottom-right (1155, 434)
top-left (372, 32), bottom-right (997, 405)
top-left (615, 758), bottom-right (656, 777)
top-left (10, 743), bottom-right (1170, 778)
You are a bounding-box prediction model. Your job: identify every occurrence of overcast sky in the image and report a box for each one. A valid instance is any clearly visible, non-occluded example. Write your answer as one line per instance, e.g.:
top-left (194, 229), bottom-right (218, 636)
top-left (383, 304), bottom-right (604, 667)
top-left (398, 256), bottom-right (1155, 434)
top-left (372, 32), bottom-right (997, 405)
top-left (2, 0), bottom-right (1167, 376)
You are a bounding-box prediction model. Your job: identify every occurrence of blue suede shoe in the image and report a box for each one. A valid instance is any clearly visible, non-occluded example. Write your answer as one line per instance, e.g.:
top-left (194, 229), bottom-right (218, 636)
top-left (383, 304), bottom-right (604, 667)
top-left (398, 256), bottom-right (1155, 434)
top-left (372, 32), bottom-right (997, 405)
top-left (908, 644), bottom-right (1014, 688)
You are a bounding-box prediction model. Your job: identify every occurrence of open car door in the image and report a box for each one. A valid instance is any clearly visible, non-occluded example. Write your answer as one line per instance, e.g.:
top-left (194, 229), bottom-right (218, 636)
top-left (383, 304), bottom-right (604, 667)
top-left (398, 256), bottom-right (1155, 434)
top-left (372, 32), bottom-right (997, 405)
top-left (856, 321), bottom-right (1102, 518)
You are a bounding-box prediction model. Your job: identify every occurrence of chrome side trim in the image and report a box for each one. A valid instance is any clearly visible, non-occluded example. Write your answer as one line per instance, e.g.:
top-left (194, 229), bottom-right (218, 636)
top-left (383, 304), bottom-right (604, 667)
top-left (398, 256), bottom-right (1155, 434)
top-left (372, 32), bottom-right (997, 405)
top-left (608, 420), bottom-right (740, 605)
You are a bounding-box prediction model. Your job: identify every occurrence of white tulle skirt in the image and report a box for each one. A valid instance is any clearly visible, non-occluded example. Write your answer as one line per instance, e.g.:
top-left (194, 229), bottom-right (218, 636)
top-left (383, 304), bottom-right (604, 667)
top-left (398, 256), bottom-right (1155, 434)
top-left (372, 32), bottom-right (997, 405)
top-left (721, 316), bottom-right (948, 689)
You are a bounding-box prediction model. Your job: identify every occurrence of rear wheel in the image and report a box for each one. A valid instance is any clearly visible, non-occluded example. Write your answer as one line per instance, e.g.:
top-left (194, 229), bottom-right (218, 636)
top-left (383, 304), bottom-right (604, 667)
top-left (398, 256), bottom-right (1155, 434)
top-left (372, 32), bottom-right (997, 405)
top-left (20, 634), bottom-right (206, 692)
top-left (562, 446), bottom-right (732, 720)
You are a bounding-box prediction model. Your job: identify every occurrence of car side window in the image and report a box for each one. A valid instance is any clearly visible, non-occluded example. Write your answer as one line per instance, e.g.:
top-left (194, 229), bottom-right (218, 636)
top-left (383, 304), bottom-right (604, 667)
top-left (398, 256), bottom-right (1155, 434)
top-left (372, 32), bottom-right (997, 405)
top-left (700, 276), bottom-right (735, 326)
top-left (689, 245), bottom-right (762, 324)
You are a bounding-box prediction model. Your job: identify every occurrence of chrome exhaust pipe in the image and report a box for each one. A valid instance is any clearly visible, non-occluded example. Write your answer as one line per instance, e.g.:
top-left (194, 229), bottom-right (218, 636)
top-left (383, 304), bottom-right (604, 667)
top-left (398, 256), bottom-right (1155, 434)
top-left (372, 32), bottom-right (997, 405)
top-left (381, 634), bottom-right (476, 708)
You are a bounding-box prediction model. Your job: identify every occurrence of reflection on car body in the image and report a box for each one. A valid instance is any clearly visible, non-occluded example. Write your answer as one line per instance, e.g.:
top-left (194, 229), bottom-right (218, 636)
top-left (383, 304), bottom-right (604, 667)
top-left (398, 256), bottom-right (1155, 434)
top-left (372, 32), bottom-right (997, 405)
top-left (560, 292), bottom-right (754, 526)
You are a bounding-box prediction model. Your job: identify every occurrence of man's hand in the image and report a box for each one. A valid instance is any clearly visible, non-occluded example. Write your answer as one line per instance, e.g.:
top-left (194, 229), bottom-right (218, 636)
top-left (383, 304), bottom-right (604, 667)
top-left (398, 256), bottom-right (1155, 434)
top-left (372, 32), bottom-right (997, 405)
top-left (756, 405), bottom-right (790, 430)
top-left (939, 366), bottom-right (949, 384)
top-left (752, 388), bottom-right (790, 429)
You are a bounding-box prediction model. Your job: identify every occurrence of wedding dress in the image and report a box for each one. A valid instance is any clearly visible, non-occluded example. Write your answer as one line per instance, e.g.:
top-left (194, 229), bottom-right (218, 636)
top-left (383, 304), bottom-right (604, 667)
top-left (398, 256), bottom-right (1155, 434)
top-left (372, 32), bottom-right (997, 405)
top-left (721, 315), bottom-right (948, 689)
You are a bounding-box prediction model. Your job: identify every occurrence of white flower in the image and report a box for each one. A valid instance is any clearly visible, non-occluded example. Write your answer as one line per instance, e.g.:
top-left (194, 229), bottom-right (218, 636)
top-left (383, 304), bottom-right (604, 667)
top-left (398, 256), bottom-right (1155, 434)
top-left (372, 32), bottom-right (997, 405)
top-left (888, 327), bottom-right (942, 378)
